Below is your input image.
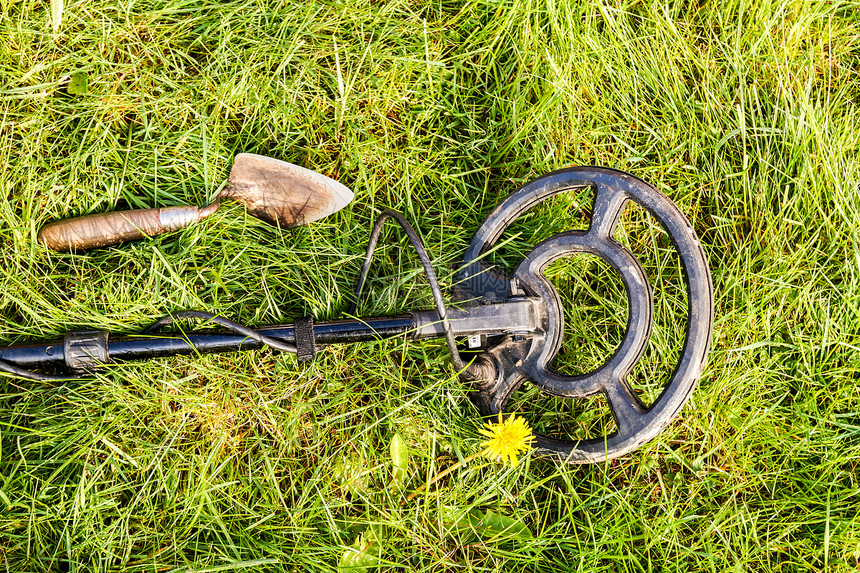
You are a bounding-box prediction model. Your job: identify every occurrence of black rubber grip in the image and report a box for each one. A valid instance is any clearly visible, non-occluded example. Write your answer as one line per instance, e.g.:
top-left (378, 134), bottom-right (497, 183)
top-left (293, 316), bottom-right (316, 362)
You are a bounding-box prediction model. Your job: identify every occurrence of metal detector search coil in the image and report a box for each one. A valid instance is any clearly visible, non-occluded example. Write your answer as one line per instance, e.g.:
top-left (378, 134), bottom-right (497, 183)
top-left (2, 167), bottom-right (713, 464)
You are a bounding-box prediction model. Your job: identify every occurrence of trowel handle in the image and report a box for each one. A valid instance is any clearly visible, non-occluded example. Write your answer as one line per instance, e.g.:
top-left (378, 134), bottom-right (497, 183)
top-left (38, 204), bottom-right (216, 252)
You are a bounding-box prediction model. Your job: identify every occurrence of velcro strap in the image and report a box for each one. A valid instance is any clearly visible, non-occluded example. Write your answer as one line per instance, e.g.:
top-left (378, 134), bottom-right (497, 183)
top-left (293, 316), bottom-right (317, 362)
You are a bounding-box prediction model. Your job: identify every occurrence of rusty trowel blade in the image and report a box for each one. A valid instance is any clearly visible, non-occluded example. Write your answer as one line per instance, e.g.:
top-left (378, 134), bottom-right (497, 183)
top-left (219, 153), bottom-right (354, 228)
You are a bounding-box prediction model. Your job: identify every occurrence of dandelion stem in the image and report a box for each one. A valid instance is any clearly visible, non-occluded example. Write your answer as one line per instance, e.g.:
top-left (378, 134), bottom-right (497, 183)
top-left (404, 453), bottom-right (480, 503)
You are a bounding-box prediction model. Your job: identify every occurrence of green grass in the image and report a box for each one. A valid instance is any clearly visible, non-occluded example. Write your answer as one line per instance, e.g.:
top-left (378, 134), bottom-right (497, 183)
top-left (2, 0), bottom-right (859, 570)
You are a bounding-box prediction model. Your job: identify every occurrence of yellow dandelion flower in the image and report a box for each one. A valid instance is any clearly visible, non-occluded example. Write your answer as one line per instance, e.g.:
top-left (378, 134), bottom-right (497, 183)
top-left (479, 414), bottom-right (535, 467)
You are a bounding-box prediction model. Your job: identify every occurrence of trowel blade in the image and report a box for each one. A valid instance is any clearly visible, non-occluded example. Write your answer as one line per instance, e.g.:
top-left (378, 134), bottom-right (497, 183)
top-left (220, 153), bottom-right (354, 228)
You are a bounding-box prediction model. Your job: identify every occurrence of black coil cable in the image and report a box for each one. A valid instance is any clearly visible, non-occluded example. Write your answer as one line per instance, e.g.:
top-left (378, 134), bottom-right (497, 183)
top-left (347, 209), bottom-right (471, 375)
top-left (0, 357), bottom-right (77, 381)
top-left (143, 310), bottom-right (297, 353)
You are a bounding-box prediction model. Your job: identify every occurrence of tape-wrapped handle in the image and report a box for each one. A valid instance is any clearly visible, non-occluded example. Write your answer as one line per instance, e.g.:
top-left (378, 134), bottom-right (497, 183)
top-left (38, 205), bottom-right (212, 252)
